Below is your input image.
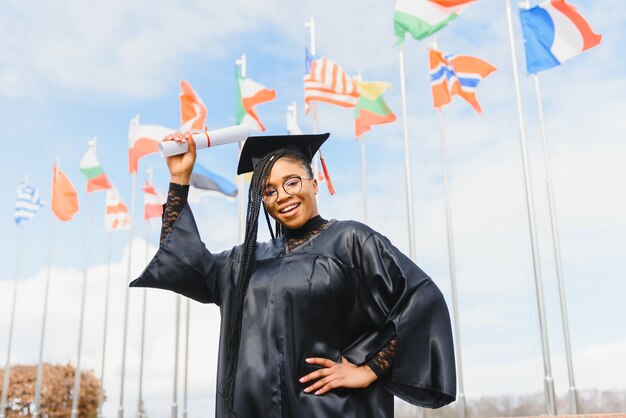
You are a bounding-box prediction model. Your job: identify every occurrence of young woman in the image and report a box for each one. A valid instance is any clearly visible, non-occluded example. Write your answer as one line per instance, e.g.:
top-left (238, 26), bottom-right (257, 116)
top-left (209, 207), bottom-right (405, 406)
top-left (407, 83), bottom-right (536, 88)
top-left (131, 132), bottom-right (456, 418)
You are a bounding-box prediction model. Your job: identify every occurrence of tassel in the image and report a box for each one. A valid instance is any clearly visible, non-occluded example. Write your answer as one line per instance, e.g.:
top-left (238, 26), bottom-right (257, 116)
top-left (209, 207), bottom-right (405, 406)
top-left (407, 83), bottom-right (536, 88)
top-left (319, 152), bottom-right (335, 196)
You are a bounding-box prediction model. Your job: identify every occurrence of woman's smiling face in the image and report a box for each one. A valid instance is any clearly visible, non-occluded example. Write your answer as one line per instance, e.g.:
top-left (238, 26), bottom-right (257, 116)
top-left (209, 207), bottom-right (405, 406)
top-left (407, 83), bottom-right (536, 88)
top-left (264, 156), bottom-right (319, 229)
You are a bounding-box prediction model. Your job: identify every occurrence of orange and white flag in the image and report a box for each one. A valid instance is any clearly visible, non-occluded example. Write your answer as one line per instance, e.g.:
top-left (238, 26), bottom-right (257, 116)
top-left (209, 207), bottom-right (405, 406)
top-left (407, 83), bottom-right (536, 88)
top-left (51, 165), bottom-right (79, 221)
top-left (180, 80), bottom-right (208, 131)
top-left (105, 187), bottom-right (131, 230)
top-left (128, 116), bottom-right (175, 174)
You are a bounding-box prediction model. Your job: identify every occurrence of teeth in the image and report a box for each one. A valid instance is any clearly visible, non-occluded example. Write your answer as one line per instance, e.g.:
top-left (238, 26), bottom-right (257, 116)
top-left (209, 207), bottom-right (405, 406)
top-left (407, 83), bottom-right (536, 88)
top-left (280, 203), bottom-right (298, 213)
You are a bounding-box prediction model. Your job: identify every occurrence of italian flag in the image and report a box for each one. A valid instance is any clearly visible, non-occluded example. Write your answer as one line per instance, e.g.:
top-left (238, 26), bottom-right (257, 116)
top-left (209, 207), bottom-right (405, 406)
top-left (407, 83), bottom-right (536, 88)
top-left (354, 82), bottom-right (397, 138)
top-left (80, 142), bottom-right (112, 192)
top-left (394, 0), bottom-right (475, 42)
top-left (236, 71), bottom-right (276, 132)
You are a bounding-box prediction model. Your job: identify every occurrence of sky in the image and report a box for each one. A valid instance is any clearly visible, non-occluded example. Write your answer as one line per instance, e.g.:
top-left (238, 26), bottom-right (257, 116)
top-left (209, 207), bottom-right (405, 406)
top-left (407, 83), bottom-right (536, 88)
top-left (1, 0), bottom-right (625, 417)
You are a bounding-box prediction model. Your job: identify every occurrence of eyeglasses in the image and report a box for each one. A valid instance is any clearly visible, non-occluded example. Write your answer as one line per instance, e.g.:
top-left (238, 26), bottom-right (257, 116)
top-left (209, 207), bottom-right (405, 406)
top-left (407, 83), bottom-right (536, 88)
top-left (262, 176), bottom-right (313, 204)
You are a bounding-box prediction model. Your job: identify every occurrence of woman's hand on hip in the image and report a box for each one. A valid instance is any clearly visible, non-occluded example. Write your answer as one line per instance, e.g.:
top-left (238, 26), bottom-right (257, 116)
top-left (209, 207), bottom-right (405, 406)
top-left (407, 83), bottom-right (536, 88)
top-left (299, 356), bottom-right (378, 395)
top-left (163, 131), bottom-right (196, 185)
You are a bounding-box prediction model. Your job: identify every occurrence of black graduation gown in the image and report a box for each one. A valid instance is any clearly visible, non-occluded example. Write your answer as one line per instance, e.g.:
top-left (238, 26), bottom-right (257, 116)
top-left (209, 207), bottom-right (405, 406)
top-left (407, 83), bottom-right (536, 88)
top-left (130, 205), bottom-right (456, 418)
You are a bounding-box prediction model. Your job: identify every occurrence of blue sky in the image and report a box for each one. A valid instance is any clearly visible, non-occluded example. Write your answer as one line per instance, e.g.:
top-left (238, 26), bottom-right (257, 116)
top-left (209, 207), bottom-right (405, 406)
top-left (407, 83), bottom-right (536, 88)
top-left (1, 1), bottom-right (625, 417)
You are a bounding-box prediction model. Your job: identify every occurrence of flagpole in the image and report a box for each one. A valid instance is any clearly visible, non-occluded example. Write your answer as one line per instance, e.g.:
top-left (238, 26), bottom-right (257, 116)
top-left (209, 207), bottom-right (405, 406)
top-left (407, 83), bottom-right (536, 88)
top-left (236, 54), bottom-right (247, 244)
top-left (533, 73), bottom-right (578, 414)
top-left (70, 191), bottom-right (93, 418)
top-left (503, 1), bottom-right (557, 414)
top-left (182, 299), bottom-right (190, 418)
top-left (436, 109), bottom-right (466, 418)
top-left (359, 136), bottom-right (368, 224)
top-left (98, 231), bottom-right (113, 418)
top-left (71, 137), bottom-right (101, 418)
top-left (305, 17), bottom-right (321, 180)
top-left (171, 295), bottom-right (181, 418)
top-left (397, 45), bottom-right (416, 260)
top-left (352, 71), bottom-right (368, 223)
top-left (0, 223), bottom-right (24, 418)
top-left (120, 115), bottom-right (140, 418)
top-left (137, 167), bottom-right (153, 418)
top-left (33, 159), bottom-right (61, 418)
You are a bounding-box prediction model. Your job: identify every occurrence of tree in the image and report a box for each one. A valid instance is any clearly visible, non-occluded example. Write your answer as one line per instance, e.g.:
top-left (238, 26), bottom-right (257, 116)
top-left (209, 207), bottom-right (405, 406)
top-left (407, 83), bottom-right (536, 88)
top-left (0, 363), bottom-right (103, 418)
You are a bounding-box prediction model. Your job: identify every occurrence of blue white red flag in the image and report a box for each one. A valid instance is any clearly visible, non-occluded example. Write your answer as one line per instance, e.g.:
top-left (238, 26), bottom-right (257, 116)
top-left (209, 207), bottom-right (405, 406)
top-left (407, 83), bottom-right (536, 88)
top-left (14, 182), bottom-right (44, 225)
top-left (519, 0), bottom-right (601, 73)
top-left (429, 49), bottom-right (496, 113)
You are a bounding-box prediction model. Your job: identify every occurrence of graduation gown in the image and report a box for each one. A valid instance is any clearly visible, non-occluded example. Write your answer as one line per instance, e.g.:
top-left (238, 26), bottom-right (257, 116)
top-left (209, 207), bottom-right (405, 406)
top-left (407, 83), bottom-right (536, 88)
top-left (131, 205), bottom-right (456, 418)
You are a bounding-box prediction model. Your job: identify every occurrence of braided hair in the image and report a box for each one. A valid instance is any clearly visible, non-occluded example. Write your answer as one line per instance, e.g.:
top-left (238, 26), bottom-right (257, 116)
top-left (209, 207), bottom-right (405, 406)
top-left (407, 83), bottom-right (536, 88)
top-left (220, 150), bottom-right (314, 417)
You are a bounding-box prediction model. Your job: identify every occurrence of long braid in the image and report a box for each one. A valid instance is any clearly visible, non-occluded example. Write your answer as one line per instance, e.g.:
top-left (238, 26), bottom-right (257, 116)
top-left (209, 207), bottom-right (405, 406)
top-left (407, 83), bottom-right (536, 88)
top-left (220, 150), bottom-right (314, 417)
top-left (220, 152), bottom-right (285, 417)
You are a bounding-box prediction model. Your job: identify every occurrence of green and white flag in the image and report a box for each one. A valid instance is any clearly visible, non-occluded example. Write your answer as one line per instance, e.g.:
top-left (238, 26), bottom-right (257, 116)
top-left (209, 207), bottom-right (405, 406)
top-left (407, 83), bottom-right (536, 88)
top-left (394, 0), bottom-right (475, 42)
top-left (80, 141), bottom-right (112, 192)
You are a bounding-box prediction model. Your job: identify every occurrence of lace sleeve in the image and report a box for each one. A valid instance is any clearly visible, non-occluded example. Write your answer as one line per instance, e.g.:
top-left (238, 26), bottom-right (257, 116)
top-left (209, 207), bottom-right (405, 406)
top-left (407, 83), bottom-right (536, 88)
top-left (365, 337), bottom-right (398, 378)
top-left (160, 183), bottom-right (189, 245)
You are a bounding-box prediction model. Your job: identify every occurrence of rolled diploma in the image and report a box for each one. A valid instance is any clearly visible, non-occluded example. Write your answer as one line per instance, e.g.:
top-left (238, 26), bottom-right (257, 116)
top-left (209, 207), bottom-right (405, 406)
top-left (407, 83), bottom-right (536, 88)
top-left (159, 124), bottom-right (251, 157)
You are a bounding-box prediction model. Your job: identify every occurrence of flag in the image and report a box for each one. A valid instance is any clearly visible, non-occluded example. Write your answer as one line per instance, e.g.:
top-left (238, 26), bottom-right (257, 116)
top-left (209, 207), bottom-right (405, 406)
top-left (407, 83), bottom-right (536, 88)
top-left (79, 142), bottom-right (112, 192)
top-left (354, 81), bottom-right (397, 137)
top-left (304, 57), bottom-right (360, 112)
top-left (304, 57), bottom-right (359, 113)
top-left (394, 0), bottom-right (475, 43)
top-left (180, 80), bottom-right (208, 131)
top-left (305, 47), bottom-right (315, 74)
top-left (287, 104), bottom-right (303, 135)
top-left (105, 187), bottom-right (131, 231)
top-left (519, 0), bottom-right (601, 73)
top-left (187, 163), bottom-right (238, 204)
top-left (128, 116), bottom-right (174, 174)
top-left (236, 71), bottom-right (276, 132)
top-left (14, 182), bottom-right (44, 225)
top-left (142, 180), bottom-right (165, 220)
top-left (51, 165), bottom-right (79, 221)
top-left (429, 49), bottom-right (496, 113)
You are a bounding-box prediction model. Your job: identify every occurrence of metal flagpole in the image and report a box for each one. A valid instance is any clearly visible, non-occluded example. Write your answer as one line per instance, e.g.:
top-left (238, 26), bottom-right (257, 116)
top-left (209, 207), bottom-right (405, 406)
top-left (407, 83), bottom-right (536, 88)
top-left (70, 190), bottom-right (94, 418)
top-left (305, 17), bottom-right (321, 180)
top-left (236, 54), bottom-right (247, 244)
top-left (137, 167), bottom-right (153, 418)
top-left (171, 296), bottom-right (181, 418)
top-left (0, 223), bottom-right (24, 418)
top-left (98, 232), bottom-right (113, 418)
top-left (182, 299), bottom-right (190, 418)
top-left (120, 115), bottom-right (140, 418)
top-left (397, 45), bottom-right (417, 260)
top-left (33, 159), bottom-right (61, 418)
top-left (360, 136), bottom-right (368, 224)
top-left (503, 1), bottom-right (557, 414)
top-left (352, 72), bottom-right (368, 224)
top-left (436, 109), bottom-right (466, 418)
top-left (533, 73), bottom-right (578, 413)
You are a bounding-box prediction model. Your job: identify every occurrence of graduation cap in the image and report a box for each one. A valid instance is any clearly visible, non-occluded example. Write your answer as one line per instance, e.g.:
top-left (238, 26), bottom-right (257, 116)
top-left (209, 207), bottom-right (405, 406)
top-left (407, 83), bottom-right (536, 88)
top-left (236, 133), bottom-right (330, 175)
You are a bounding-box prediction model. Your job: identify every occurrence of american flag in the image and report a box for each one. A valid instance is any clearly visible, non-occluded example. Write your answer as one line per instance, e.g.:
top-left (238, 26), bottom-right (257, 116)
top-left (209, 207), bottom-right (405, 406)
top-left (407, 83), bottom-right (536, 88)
top-left (304, 57), bottom-right (360, 112)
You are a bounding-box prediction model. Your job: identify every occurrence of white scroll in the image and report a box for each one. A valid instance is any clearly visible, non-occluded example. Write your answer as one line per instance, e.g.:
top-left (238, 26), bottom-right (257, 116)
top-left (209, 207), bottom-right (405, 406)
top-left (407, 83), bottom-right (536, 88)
top-left (159, 124), bottom-right (251, 157)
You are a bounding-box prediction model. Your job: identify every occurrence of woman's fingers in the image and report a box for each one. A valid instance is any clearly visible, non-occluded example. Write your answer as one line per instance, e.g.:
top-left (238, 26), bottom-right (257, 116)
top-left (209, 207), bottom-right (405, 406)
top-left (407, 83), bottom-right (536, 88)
top-left (299, 366), bottom-right (333, 383)
top-left (299, 356), bottom-right (376, 395)
top-left (305, 357), bottom-right (336, 367)
top-left (186, 132), bottom-right (196, 155)
top-left (304, 375), bottom-right (338, 394)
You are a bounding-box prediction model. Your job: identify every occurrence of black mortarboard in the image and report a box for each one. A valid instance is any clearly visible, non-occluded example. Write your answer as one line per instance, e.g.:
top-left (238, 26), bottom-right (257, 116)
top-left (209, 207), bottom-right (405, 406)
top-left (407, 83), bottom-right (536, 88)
top-left (236, 133), bottom-right (330, 175)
